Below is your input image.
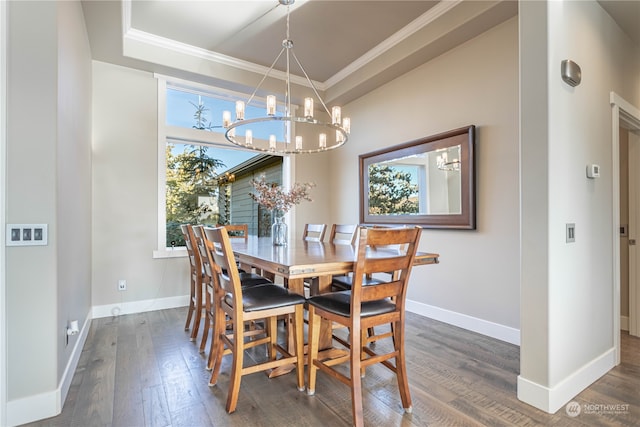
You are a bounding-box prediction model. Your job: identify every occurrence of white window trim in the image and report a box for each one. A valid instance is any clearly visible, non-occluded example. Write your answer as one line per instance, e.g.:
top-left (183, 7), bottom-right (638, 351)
top-left (153, 75), bottom-right (294, 258)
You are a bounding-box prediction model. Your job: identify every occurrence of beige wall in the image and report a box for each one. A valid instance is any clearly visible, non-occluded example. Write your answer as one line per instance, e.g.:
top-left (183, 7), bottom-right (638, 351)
top-left (92, 62), bottom-right (189, 308)
top-left (327, 17), bottom-right (520, 333)
top-left (7, 0), bottom-right (58, 401)
top-left (6, 1), bottom-right (92, 424)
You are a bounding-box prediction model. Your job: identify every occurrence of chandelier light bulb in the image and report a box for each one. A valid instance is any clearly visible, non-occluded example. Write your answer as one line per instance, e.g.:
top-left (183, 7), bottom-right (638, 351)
top-left (269, 134), bottom-right (276, 151)
top-left (236, 101), bottom-right (245, 120)
top-left (343, 117), bottom-right (351, 134)
top-left (331, 106), bottom-right (341, 125)
top-left (246, 129), bottom-right (253, 146)
top-left (319, 133), bottom-right (327, 149)
top-left (304, 98), bottom-right (314, 118)
top-left (222, 110), bottom-right (231, 128)
top-left (295, 136), bottom-right (303, 150)
top-left (266, 95), bottom-right (277, 116)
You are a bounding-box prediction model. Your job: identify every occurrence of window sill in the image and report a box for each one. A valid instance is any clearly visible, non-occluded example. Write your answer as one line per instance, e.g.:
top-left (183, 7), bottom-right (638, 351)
top-left (153, 247), bottom-right (187, 259)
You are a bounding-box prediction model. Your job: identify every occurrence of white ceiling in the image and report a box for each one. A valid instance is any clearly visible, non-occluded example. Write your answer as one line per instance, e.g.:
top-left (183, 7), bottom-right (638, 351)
top-left (81, 0), bottom-right (639, 106)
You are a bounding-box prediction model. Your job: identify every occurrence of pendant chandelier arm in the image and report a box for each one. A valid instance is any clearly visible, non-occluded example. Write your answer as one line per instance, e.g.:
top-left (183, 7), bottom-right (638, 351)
top-left (290, 49), bottom-right (332, 117)
top-left (246, 47), bottom-right (287, 107)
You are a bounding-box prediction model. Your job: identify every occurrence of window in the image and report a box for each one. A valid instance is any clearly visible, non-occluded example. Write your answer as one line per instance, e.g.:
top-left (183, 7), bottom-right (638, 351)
top-left (155, 77), bottom-right (287, 256)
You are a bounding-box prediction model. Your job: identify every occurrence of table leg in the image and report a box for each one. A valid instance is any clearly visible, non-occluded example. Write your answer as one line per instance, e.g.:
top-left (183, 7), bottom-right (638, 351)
top-left (267, 275), bottom-right (334, 378)
top-left (314, 275), bottom-right (334, 350)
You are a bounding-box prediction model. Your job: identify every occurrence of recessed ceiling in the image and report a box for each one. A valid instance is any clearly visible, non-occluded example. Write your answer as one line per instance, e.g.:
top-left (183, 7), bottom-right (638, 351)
top-left (129, 0), bottom-right (439, 83)
top-left (81, 0), bottom-right (638, 106)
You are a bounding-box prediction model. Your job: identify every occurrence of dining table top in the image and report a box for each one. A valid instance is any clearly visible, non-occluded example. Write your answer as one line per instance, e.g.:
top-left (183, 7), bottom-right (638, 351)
top-left (230, 236), bottom-right (439, 281)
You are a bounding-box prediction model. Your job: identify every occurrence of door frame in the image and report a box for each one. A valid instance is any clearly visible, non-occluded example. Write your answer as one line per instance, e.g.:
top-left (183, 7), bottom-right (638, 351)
top-left (611, 92), bottom-right (640, 364)
top-left (0, 0), bottom-right (7, 424)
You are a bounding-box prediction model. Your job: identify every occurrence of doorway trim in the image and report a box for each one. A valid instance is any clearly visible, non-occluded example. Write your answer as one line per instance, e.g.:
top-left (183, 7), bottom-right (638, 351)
top-left (611, 91), bottom-right (640, 364)
top-left (1, 0), bottom-right (7, 424)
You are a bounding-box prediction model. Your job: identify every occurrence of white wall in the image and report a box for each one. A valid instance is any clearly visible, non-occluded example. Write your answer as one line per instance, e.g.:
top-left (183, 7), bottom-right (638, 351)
top-left (328, 17), bottom-right (521, 340)
top-left (6, 1), bottom-right (93, 425)
top-left (518, 0), bottom-right (640, 413)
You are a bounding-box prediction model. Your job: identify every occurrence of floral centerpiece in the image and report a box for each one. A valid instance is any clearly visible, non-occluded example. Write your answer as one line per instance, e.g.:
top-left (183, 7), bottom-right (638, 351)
top-left (250, 175), bottom-right (315, 245)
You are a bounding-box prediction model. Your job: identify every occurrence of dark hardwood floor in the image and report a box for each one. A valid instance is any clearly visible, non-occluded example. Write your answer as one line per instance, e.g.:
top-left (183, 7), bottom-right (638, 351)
top-left (22, 308), bottom-right (640, 426)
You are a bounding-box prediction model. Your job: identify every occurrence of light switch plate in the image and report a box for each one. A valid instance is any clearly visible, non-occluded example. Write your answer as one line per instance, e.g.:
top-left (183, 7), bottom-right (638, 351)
top-left (6, 224), bottom-right (48, 246)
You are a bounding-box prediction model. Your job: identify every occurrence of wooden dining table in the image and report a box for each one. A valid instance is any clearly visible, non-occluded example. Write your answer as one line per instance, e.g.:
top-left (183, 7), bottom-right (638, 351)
top-left (230, 236), bottom-right (439, 361)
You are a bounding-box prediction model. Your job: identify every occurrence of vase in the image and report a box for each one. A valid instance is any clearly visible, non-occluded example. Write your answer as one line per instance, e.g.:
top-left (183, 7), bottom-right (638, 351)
top-left (271, 211), bottom-right (288, 246)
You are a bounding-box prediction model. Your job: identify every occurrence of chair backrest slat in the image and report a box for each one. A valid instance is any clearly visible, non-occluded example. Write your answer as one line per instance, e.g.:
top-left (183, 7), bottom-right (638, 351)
top-left (329, 224), bottom-right (357, 245)
top-left (204, 227), bottom-right (242, 303)
top-left (350, 226), bottom-right (421, 314)
top-left (302, 223), bottom-right (327, 242)
top-left (217, 223), bottom-right (249, 240)
top-left (180, 224), bottom-right (202, 273)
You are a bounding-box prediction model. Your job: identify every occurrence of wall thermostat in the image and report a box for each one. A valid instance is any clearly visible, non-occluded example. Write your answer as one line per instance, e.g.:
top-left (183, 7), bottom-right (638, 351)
top-left (586, 164), bottom-right (600, 179)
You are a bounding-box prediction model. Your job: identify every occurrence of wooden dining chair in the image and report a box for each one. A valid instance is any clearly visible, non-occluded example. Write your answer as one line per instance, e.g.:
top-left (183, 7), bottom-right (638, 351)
top-left (180, 224), bottom-right (204, 341)
top-left (302, 223), bottom-right (327, 242)
top-left (205, 226), bottom-right (306, 413)
top-left (195, 225), bottom-right (273, 360)
top-left (306, 226), bottom-right (421, 427)
top-left (217, 223), bottom-right (249, 240)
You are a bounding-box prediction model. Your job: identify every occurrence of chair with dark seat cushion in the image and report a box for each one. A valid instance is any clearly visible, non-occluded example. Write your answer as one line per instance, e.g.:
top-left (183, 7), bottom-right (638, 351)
top-left (306, 226), bottom-right (421, 427)
top-left (193, 225), bottom-right (273, 362)
top-left (205, 226), bottom-right (305, 413)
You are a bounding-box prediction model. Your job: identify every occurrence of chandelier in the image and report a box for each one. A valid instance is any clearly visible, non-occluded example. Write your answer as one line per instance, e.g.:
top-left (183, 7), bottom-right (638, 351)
top-left (436, 151), bottom-right (461, 172)
top-left (222, 0), bottom-right (350, 154)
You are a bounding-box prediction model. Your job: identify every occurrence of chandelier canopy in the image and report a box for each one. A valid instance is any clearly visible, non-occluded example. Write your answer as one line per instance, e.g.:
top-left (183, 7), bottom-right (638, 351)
top-left (223, 0), bottom-right (350, 154)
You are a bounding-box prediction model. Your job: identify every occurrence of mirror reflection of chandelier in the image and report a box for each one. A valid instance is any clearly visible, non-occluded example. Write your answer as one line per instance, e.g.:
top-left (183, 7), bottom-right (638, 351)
top-left (436, 152), bottom-right (461, 172)
top-left (223, 0), bottom-right (350, 154)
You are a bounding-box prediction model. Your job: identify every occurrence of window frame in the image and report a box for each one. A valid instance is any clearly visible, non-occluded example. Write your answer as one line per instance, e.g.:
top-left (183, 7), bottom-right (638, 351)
top-left (153, 75), bottom-right (294, 258)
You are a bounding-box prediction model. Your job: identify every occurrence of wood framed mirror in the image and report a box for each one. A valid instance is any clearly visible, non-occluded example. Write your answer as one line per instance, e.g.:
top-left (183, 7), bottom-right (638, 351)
top-left (359, 125), bottom-right (476, 229)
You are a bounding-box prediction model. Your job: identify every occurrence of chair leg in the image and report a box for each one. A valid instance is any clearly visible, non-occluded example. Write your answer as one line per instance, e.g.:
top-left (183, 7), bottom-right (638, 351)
top-left (294, 305), bottom-right (305, 391)
top-left (199, 309), bottom-right (211, 354)
top-left (393, 320), bottom-right (412, 412)
top-left (306, 306), bottom-right (320, 396)
top-left (184, 279), bottom-right (195, 331)
top-left (208, 306), bottom-right (227, 382)
top-left (225, 321), bottom-right (244, 413)
top-left (190, 281), bottom-right (202, 341)
top-left (350, 322), bottom-right (365, 427)
top-left (267, 316), bottom-right (278, 361)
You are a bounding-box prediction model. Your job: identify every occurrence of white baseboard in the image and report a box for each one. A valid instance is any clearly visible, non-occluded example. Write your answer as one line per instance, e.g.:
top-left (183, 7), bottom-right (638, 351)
top-left (621, 315), bottom-right (629, 331)
top-left (517, 347), bottom-right (616, 414)
top-left (406, 299), bottom-right (521, 345)
top-left (7, 311), bottom-right (91, 427)
top-left (92, 294), bottom-right (189, 318)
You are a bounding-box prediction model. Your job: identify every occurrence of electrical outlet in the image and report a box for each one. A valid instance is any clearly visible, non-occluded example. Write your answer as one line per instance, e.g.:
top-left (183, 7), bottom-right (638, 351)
top-left (118, 279), bottom-right (127, 291)
top-left (566, 223), bottom-right (576, 243)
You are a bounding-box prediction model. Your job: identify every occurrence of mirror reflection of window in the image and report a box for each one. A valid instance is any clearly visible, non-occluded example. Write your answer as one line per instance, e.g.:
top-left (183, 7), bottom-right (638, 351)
top-left (427, 145), bottom-right (462, 215)
top-left (367, 146), bottom-right (462, 216)
top-left (367, 156), bottom-right (420, 216)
